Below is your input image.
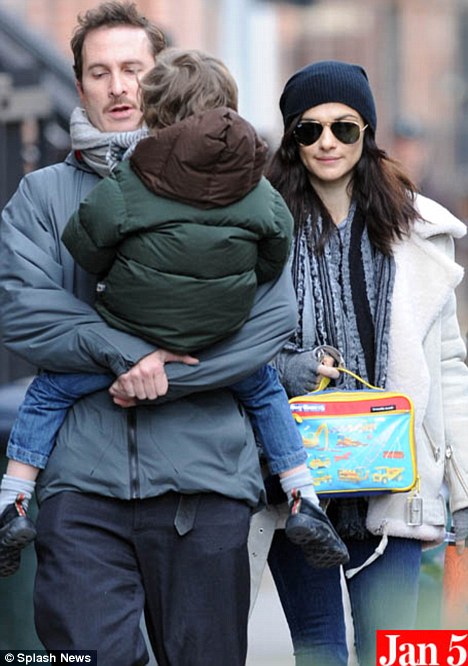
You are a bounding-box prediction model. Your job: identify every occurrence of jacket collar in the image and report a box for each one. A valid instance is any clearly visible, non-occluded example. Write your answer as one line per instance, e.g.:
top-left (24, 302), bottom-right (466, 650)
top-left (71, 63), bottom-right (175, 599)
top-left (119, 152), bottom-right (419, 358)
top-left (401, 195), bottom-right (465, 330)
top-left (386, 195), bottom-right (465, 421)
top-left (65, 150), bottom-right (96, 175)
top-left (414, 193), bottom-right (466, 240)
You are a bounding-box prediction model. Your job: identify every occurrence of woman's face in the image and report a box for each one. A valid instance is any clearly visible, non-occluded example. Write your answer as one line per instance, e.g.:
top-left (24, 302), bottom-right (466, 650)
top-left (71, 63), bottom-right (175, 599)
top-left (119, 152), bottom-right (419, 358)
top-left (296, 102), bottom-right (366, 190)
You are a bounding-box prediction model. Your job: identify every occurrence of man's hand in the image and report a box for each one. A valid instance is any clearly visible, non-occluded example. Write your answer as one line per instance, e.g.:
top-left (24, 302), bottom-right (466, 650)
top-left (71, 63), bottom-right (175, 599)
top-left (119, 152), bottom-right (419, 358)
top-left (109, 349), bottom-right (199, 406)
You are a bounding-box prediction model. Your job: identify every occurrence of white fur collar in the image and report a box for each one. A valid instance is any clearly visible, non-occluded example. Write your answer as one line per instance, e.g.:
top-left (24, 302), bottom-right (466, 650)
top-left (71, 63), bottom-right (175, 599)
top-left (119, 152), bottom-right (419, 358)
top-left (414, 194), bottom-right (467, 240)
top-left (386, 195), bottom-right (465, 425)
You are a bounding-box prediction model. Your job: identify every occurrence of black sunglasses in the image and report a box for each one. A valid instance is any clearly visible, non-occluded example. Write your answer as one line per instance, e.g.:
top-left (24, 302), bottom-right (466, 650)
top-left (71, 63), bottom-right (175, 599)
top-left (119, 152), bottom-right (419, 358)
top-left (293, 120), bottom-right (368, 146)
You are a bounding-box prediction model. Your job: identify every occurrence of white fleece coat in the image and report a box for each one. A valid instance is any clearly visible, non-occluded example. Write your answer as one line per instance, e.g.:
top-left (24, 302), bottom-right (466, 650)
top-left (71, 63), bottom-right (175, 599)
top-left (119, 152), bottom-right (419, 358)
top-left (366, 194), bottom-right (468, 546)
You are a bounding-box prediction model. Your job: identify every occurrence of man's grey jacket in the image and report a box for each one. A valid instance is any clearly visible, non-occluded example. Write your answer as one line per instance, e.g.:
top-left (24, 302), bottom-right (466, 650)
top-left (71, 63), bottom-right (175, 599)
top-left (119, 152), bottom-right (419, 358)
top-left (0, 153), bottom-right (297, 507)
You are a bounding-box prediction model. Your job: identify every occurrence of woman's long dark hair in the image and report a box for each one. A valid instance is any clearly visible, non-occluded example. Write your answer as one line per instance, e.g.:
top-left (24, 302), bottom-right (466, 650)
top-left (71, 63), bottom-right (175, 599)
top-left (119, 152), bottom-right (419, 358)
top-left (266, 117), bottom-right (420, 255)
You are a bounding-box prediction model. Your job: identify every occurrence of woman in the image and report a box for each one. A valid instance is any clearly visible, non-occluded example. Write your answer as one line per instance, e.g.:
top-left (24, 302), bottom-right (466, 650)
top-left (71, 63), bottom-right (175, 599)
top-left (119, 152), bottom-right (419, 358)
top-left (264, 60), bottom-right (468, 666)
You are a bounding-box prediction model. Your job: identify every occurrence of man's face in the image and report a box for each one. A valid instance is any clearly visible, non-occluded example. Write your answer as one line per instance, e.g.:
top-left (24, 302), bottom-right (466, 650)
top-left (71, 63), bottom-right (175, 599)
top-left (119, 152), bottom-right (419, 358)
top-left (77, 26), bottom-right (155, 133)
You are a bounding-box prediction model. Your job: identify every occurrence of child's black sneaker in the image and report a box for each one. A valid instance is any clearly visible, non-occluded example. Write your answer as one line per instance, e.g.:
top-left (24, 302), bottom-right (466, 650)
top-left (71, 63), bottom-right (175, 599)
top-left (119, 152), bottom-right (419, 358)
top-left (0, 493), bottom-right (36, 577)
top-left (285, 489), bottom-right (349, 568)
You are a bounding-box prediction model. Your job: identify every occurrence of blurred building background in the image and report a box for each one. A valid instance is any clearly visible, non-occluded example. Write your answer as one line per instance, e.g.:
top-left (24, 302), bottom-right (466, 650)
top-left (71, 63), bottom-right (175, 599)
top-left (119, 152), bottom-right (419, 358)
top-left (0, 0), bottom-right (466, 658)
top-left (0, 0), bottom-right (467, 371)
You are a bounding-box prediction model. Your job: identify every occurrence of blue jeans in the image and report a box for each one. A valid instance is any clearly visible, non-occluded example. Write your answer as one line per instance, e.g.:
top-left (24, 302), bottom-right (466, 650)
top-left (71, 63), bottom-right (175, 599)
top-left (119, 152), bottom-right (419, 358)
top-left (268, 530), bottom-right (422, 666)
top-left (231, 364), bottom-right (307, 474)
top-left (7, 372), bottom-right (113, 468)
top-left (8, 365), bottom-right (306, 474)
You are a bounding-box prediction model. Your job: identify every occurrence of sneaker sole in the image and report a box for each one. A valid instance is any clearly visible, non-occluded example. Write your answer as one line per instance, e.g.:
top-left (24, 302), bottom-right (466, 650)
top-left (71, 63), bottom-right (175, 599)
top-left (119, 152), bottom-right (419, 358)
top-left (0, 517), bottom-right (36, 549)
top-left (0, 517), bottom-right (36, 577)
top-left (0, 547), bottom-right (21, 577)
top-left (286, 515), bottom-right (349, 568)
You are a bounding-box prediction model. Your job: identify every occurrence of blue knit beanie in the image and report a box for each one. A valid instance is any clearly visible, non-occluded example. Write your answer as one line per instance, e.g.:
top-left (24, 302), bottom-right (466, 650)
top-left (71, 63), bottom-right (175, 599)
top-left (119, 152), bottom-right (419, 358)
top-left (279, 60), bottom-right (377, 132)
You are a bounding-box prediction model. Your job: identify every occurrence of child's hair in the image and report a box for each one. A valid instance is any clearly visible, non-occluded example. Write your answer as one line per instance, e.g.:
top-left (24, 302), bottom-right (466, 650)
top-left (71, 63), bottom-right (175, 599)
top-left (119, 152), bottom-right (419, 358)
top-left (140, 48), bottom-right (239, 129)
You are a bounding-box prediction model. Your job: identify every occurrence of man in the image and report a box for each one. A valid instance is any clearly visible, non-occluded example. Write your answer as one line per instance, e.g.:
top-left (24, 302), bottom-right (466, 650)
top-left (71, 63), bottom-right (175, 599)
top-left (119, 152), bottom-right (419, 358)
top-left (0, 3), bottom-right (297, 665)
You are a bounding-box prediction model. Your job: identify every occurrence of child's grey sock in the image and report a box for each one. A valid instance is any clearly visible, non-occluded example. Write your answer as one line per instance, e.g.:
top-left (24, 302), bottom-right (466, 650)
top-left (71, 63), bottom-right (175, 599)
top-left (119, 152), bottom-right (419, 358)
top-left (0, 475), bottom-right (36, 515)
top-left (280, 469), bottom-right (320, 506)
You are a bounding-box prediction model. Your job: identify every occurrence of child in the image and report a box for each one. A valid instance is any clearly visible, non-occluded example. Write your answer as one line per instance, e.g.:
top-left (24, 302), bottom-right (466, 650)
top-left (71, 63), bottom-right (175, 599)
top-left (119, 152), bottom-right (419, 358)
top-left (0, 49), bottom-right (348, 577)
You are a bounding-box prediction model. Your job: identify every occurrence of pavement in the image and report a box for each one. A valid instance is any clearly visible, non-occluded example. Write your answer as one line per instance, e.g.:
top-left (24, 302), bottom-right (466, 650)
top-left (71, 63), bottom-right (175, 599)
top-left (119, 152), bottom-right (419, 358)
top-left (246, 567), bottom-right (294, 666)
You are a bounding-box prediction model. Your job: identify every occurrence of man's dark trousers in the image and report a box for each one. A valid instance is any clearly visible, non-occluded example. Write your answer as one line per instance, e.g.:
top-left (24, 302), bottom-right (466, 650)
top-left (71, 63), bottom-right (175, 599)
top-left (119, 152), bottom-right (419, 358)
top-left (34, 491), bottom-right (251, 666)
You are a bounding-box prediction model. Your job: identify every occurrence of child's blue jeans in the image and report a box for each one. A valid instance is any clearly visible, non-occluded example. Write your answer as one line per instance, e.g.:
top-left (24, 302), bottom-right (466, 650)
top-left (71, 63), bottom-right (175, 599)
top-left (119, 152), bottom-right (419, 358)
top-left (7, 365), bottom-right (307, 474)
top-left (7, 372), bottom-right (113, 468)
top-left (231, 365), bottom-right (307, 474)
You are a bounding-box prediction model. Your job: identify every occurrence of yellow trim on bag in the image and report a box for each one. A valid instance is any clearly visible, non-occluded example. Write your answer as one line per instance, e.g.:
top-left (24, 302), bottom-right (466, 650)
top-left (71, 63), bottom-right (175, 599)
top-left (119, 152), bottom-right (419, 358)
top-left (289, 367), bottom-right (418, 496)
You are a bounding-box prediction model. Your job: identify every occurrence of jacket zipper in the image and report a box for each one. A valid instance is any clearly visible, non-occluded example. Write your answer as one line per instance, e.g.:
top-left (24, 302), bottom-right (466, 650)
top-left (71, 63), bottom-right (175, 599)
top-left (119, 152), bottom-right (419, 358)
top-left (128, 407), bottom-right (140, 499)
top-left (422, 423), bottom-right (441, 463)
top-left (446, 445), bottom-right (468, 497)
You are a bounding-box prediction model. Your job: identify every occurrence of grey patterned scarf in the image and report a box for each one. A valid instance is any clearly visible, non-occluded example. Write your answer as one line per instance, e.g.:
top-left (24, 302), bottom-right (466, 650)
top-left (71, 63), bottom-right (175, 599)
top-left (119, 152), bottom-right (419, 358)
top-left (284, 205), bottom-right (396, 538)
top-left (69, 107), bottom-right (149, 177)
top-left (288, 205), bottom-right (396, 538)
top-left (286, 204), bottom-right (395, 389)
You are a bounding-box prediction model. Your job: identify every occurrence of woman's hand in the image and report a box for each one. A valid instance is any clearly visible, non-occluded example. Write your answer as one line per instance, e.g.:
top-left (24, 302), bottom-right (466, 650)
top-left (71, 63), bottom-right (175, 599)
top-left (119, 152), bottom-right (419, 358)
top-left (319, 358), bottom-right (340, 379)
top-left (280, 350), bottom-right (340, 396)
top-left (452, 508), bottom-right (468, 555)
